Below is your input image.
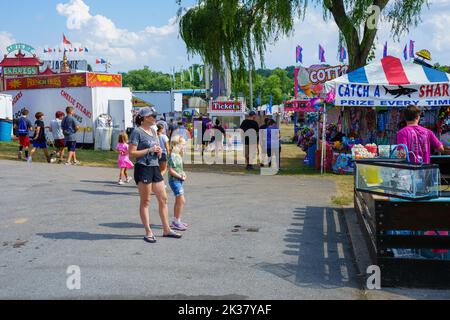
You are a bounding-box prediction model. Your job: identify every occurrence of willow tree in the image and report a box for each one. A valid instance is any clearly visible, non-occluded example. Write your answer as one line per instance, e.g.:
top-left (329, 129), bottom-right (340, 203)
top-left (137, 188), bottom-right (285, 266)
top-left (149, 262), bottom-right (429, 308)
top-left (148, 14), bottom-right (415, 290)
top-left (177, 0), bottom-right (429, 74)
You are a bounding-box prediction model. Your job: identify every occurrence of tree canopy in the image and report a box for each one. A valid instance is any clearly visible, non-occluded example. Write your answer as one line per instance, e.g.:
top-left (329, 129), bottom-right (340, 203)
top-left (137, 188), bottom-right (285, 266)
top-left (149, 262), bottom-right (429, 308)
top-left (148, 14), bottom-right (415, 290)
top-left (178, 0), bottom-right (429, 74)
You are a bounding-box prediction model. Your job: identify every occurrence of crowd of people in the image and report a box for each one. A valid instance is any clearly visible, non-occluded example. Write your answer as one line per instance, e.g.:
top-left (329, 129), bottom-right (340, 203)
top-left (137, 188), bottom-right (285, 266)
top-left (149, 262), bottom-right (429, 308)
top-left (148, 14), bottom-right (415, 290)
top-left (13, 106), bottom-right (81, 165)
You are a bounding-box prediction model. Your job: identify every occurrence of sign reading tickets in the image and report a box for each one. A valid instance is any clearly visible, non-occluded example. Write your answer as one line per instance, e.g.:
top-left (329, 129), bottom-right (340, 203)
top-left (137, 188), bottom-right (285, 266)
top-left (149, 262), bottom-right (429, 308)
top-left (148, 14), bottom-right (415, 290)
top-left (210, 101), bottom-right (243, 113)
top-left (328, 83), bottom-right (450, 107)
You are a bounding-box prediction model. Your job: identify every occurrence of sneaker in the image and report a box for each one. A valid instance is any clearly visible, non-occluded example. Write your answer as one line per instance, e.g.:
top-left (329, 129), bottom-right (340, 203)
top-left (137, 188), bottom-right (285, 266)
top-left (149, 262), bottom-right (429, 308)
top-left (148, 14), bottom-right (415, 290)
top-left (171, 220), bottom-right (187, 231)
top-left (65, 162), bottom-right (72, 166)
top-left (73, 161), bottom-right (81, 166)
top-left (118, 180), bottom-right (125, 185)
top-left (126, 177), bottom-right (133, 183)
top-left (27, 157), bottom-right (32, 163)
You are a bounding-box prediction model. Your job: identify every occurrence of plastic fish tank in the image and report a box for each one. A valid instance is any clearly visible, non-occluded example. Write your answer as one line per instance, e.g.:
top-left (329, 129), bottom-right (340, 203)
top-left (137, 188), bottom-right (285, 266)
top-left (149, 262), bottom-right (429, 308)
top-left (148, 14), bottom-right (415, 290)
top-left (355, 159), bottom-right (441, 200)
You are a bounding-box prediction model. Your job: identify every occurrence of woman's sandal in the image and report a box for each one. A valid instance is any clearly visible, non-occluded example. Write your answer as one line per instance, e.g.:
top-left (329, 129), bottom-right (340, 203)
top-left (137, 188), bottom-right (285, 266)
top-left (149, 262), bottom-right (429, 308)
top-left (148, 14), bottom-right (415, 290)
top-left (163, 231), bottom-right (183, 239)
top-left (143, 235), bottom-right (157, 243)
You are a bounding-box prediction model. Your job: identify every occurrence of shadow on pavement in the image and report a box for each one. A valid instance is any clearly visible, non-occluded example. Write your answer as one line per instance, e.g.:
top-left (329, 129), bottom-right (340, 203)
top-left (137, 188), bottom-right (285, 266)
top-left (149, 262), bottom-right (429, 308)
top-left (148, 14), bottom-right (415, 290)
top-left (72, 189), bottom-right (137, 196)
top-left (99, 222), bottom-right (163, 230)
top-left (80, 180), bottom-right (121, 185)
top-left (37, 232), bottom-right (142, 241)
top-left (256, 206), bottom-right (359, 290)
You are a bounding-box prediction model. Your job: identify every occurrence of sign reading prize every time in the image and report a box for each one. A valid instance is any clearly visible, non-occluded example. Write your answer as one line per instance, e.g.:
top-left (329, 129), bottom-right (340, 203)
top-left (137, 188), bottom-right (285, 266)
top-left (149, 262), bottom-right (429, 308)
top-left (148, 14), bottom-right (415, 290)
top-left (334, 82), bottom-right (450, 107)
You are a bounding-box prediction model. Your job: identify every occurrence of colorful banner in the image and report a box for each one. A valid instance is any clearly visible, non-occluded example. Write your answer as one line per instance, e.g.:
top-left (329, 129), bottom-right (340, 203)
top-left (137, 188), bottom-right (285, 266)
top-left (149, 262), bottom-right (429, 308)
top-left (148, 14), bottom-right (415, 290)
top-left (295, 65), bottom-right (348, 98)
top-left (5, 72), bottom-right (123, 90)
top-left (87, 73), bottom-right (122, 87)
top-left (5, 73), bottom-right (87, 90)
top-left (332, 83), bottom-right (450, 107)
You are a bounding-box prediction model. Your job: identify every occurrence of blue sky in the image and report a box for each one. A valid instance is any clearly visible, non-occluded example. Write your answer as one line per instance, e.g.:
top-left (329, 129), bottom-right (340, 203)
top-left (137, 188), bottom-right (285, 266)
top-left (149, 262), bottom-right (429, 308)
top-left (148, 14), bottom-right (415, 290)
top-left (1, 0), bottom-right (450, 73)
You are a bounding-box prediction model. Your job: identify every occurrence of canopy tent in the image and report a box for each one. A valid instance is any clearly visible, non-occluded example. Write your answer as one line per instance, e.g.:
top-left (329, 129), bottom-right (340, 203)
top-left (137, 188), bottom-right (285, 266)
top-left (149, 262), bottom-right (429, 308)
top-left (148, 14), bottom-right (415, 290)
top-left (325, 56), bottom-right (450, 108)
top-left (320, 56), bottom-right (450, 174)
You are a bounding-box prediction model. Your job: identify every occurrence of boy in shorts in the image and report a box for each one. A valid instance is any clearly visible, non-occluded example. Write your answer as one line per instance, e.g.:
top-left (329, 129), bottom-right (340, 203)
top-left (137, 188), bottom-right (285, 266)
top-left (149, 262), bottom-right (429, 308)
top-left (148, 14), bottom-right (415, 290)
top-left (29, 112), bottom-right (51, 163)
top-left (13, 109), bottom-right (33, 160)
top-left (62, 107), bottom-right (80, 165)
top-left (49, 111), bottom-right (66, 163)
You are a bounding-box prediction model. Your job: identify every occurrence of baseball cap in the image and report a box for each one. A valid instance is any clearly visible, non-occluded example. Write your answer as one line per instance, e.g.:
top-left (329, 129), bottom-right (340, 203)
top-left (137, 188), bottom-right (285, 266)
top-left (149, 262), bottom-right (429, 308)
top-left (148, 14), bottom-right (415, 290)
top-left (138, 107), bottom-right (158, 118)
top-left (249, 111), bottom-right (257, 116)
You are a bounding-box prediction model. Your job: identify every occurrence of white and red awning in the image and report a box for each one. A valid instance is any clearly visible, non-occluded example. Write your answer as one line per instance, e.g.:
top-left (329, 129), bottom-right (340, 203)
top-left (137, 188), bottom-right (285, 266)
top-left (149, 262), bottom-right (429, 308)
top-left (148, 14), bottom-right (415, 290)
top-left (325, 56), bottom-right (450, 107)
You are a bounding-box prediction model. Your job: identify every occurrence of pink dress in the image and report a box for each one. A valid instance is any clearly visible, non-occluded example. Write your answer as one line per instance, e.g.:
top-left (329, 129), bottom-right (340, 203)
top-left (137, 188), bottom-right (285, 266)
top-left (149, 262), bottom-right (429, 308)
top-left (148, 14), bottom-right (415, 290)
top-left (116, 143), bottom-right (134, 169)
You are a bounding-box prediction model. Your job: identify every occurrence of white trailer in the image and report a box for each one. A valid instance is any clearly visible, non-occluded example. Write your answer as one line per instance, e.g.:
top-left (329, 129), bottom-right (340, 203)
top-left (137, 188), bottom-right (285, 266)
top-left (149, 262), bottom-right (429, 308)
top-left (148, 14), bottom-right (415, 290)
top-left (0, 93), bottom-right (13, 120)
top-left (133, 91), bottom-right (183, 115)
top-left (5, 86), bottom-right (133, 144)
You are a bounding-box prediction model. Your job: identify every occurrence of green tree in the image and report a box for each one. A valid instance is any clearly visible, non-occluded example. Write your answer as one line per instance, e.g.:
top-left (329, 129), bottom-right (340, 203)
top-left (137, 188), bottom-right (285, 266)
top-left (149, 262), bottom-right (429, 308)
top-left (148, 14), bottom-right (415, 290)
top-left (123, 66), bottom-right (173, 91)
top-left (178, 0), bottom-right (429, 74)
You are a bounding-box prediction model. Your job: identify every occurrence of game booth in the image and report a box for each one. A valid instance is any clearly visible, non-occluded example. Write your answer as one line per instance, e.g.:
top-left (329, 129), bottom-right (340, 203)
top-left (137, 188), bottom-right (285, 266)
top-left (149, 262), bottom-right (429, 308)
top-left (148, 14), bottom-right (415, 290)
top-left (0, 44), bottom-right (133, 147)
top-left (323, 55), bottom-right (450, 288)
top-left (292, 64), bottom-right (348, 167)
top-left (208, 99), bottom-right (246, 149)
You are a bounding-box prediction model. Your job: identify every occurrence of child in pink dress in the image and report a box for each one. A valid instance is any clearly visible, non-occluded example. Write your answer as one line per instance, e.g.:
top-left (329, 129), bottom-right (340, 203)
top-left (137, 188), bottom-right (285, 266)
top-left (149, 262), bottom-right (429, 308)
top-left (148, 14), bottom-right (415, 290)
top-left (116, 132), bottom-right (134, 185)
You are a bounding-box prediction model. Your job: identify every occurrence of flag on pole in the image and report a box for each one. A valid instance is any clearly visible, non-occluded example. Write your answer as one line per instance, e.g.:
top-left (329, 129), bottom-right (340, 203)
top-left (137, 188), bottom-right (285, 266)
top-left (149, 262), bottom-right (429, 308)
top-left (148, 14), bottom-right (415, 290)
top-left (409, 40), bottom-right (415, 58)
top-left (296, 45), bottom-right (303, 64)
top-left (63, 34), bottom-right (72, 46)
top-left (74, 48), bottom-right (77, 52)
top-left (319, 45), bottom-right (326, 63)
top-left (96, 58), bottom-right (107, 64)
top-left (383, 42), bottom-right (388, 58)
top-left (84, 47), bottom-right (89, 52)
top-left (267, 95), bottom-right (273, 115)
top-left (48, 48), bottom-right (52, 53)
top-left (44, 49), bottom-right (48, 53)
top-left (339, 46), bottom-right (347, 63)
top-left (403, 44), bottom-right (408, 60)
top-left (79, 48), bottom-right (84, 52)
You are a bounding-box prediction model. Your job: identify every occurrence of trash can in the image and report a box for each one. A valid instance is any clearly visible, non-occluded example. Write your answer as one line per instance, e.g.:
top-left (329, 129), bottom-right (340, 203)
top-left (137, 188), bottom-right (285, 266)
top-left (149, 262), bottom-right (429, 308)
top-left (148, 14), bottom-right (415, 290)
top-left (0, 119), bottom-right (13, 142)
top-left (94, 127), bottom-right (113, 151)
top-left (111, 128), bottom-right (122, 151)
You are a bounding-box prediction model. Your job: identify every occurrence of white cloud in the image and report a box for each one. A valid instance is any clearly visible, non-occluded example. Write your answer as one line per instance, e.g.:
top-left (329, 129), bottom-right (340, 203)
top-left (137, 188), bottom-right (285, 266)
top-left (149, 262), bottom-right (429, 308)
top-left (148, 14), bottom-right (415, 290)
top-left (0, 31), bottom-right (16, 54)
top-left (54, 0), bottom-right (185, 72)
top-left (56, 0), bottom-right (91, 30)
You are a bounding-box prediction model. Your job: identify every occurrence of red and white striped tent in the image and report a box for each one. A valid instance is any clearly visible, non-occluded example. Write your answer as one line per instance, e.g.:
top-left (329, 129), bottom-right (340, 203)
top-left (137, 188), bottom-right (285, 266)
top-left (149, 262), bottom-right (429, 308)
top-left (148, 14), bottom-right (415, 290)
top-left (325, 56), bottom-right (450, 107)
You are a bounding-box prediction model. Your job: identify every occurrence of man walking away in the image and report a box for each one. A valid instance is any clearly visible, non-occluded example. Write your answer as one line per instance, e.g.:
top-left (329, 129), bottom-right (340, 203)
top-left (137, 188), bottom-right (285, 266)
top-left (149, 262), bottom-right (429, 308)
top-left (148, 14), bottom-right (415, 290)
top-left (240, 111), bottom-right (260, 170)
top-left (62, 107), bottom-right (81, 166)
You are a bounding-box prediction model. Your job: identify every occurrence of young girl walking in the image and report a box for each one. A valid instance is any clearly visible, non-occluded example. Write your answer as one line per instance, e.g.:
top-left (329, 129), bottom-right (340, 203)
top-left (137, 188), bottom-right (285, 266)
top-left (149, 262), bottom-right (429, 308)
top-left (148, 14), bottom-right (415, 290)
top-left (168, 135), bottom-right (189, 231)
top-left (116, 132), bottom-right (134, 185)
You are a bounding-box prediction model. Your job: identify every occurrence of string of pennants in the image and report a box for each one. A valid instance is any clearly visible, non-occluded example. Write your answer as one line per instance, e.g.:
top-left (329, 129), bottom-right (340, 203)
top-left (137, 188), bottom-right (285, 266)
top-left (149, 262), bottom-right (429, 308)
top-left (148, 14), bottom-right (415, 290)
top-left (295, 44), bottom-right (347, 64)
top-left (42, 34), bottom-right (89, 54)
top-left (296, 39), bottom-right (416, 64)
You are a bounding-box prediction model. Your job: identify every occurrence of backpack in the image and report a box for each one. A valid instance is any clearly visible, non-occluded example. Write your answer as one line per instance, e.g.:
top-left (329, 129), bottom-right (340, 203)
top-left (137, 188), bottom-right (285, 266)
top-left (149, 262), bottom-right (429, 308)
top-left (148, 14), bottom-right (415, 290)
top-left (17, 117), bottom-right (29, 136)
top-left (61, 117), bottom-right (74, 136)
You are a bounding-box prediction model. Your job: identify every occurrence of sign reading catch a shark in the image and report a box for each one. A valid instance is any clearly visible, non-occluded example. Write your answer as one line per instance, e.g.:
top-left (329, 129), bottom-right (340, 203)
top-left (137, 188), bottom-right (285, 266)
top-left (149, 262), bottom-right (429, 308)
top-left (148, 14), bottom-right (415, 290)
top-left (331, 83), bottom-right (450, 107)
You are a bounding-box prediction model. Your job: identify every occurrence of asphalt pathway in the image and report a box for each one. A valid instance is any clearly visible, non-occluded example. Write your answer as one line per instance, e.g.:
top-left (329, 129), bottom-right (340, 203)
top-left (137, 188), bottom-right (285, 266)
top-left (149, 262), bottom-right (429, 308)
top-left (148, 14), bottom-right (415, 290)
top-left (1, 160), bottom-right (363, 299)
